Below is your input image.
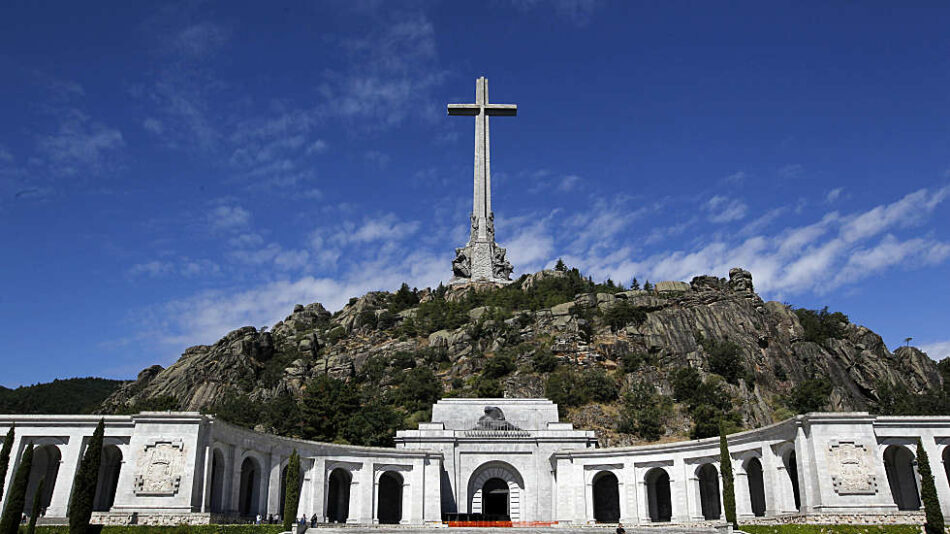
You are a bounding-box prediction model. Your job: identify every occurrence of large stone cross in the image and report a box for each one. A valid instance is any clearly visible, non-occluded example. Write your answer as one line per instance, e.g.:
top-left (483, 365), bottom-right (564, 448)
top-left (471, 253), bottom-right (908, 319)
top-left (448, 77), bottom-right (516, 283)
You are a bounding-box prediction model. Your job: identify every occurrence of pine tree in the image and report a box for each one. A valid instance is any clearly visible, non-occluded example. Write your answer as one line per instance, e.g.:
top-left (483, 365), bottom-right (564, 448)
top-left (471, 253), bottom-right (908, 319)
top-left (27, 477), bottom-right (43, 534)
top-left (68, 419), bottom-right (104, 534)
top-left (916, 437), bottom-right (945, 534)
top-left (554, 259), bottom-right (566, 272)
top-left (0, 425), bottom-right (13, 501)
top-left (719, 425), bottom-right (737, 529)
top-left (282, 450), bottom-right (302, 530)
top-left (0, 442), bottom-right (33, 534)
top-left (643, 280), bottom-right (653, 291)
top-left (631, 277), bottom-right (640, 290)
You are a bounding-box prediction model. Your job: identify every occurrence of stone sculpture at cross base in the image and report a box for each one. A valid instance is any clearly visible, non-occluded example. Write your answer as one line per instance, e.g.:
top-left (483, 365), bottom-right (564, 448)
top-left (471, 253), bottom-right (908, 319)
top-left (448, 77), bottom-right (516, 285)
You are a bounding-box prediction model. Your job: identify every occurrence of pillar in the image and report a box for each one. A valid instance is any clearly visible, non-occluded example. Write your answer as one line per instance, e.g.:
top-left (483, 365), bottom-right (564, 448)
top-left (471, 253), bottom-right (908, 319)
top-left (734, 461), bottom-right (753, 518)
top-left (267, 452), bottom-right (282, 518)
top-left (671, 459), bottom-right (689, 522)
top-left (47, 441), bottom-right (81, 517)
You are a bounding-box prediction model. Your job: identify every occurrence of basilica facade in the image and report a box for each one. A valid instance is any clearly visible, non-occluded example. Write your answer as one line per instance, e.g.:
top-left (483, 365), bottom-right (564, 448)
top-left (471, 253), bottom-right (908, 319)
top-left (0, 398), bottom-right (947, 526)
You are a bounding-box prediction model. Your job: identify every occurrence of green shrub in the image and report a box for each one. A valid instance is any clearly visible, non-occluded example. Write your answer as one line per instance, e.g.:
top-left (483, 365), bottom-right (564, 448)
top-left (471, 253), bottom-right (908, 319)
top-left (617, 383), bottom-right (669, 441)
top-left (794, 306), bottom-right (849, 344)
top-left (671, 367), bottom-right (703, 402)
top-left (545, 369), bottom-right (589, 414)
top-left (719, 427), bottom-right (737, 529)
top-left (282, 450), bottom-right (301, 531)
top-left (601, 301), bottom-right (647, 332)
top-left (582, 369), bottom-right (619, 403)
top-left (531, 349), bottom-right (559, 373)
top-left (475, 378), bottom-right (504, 398)
top-left (701, 337), bottom-right (745, 384)
top-left (619, 352), bottom-right (651, 373)
top-left (786, 378), bottom-right (833, 414)
top-left (482, 355), bottom-right (516, 379)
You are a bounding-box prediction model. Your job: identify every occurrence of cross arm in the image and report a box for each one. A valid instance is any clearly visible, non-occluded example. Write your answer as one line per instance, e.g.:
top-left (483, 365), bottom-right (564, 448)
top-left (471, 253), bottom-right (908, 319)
top-left (447, 104), bottom-right (479, 116)
top-left (485, 104), bottom-right (517, 116)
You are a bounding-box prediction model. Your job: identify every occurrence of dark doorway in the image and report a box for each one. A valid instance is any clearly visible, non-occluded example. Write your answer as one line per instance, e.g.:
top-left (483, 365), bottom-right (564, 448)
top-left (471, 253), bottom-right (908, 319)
top-left (93, 445), bottom-right (122, 511)
top-left (746, 457), bottom-right (766, 517)
top-left (786, 451), bottom-right (801, 511)
top-left (25, 445), bottom-right (61, 514)
top-left (884, 445), bottom-right (920, 511)
top-left (645, 468), bottom-right (672, 522)
top-left (378, 471), bottom-right (403, 524)
top-left (238, 457), bottom-right (260, 517)
top-left (697, 464), bottom-right (721, 520)
top-left (482, 478), bottom-right (509, 519)
top-left (327, 468), bottom-right (351, 523)
top-left (944, 447), bottom-right (950, 494)
top-left (592, 471), bottom-right (620, 523)
top-left (209, 449), bottom-right (225, 513)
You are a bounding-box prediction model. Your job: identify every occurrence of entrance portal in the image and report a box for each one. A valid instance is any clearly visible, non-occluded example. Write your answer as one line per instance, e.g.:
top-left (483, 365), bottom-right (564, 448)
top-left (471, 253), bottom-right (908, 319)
top-left (884, 445), bottom-right (920, 511)
top-left (645, 467), bottom-right (672, 522)
top-left (327, 468), bottom-right (352, 523)
top-left (592, 471), bottom-right (620, 523)
top-left (378, 471), bottom-right (404, 524)
top-left (482, 478), bottom-right (509, 519)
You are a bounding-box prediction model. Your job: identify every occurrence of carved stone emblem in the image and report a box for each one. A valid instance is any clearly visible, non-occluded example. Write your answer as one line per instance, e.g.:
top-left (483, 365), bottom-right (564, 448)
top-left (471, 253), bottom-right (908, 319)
top-left (826, 440), bottom-right (877, 495)
top-left (134, 439), bottom-right (185, 496)
top-left (474, 406), bottom-right (521, 431)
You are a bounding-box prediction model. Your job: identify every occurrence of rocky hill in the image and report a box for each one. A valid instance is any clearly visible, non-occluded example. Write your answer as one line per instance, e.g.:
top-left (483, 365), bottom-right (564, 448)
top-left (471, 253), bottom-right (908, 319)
top-left (99, 267), bottom-right (946, 446)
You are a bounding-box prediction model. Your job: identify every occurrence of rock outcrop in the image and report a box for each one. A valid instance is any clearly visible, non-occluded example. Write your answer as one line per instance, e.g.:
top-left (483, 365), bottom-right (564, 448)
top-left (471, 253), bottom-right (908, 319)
top-left (100, 268), bottom-right (944, 442)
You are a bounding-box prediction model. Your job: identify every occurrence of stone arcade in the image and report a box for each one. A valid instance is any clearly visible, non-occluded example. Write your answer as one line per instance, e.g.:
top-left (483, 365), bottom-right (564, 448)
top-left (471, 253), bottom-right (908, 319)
top-left (1, 399), bottom-right (949, 526)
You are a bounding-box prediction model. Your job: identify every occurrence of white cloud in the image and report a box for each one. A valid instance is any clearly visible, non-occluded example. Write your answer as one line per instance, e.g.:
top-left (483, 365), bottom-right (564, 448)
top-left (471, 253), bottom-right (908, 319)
top-left (35, 109), bottom-right (124, 175)
top-left (208, 204), bottom-right (251, 232)
top-left (825, 187), bottom-right (844, 203)
top-left (558, 174), bottom-right (581, 192)
top-left (722, 171), bottom-right (746, 185)
top-left (307, 139), bottom-right (328, 154)
top-left (920, 340), bottom-right (950, 361)
top-left (705, 195), bottom-right (748, 223)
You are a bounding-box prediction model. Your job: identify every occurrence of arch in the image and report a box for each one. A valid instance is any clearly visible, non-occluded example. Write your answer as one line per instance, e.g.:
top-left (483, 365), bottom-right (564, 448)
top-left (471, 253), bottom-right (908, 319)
top-left (744, 457), bottom-right (766, 517)
top-left (93, 445), bottom-right (122, 511)
top-left (238, 456), bottom-right (262, 517)
top-left (25, 444), bottom-right (61, 514)
top-left (783, 451), bottom-right (801, 511)
top-left (645, 467), bottom-right (672, 523)
top-left (884, 445), bottom-right (920, 511)
top-left (326, 468), bottom-right (352, 523)
top-left (377, 471), bottom-right (403, 524)
top-left (592, 471), bottom-right (620, 523)
top-left (209, 448), bottom-right (226, 513)
top-left (697, 463), bottom-right (721, 520)
top-left (468, 461), bottom-right (525, 521)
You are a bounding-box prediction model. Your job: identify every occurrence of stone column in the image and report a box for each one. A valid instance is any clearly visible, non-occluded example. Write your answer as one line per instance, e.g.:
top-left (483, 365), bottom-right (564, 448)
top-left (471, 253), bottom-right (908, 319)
top-left (201, 445), bottom-right (213, 513)
top-left (47, 440), bottom-right (82, 517)
top-left (423, 456), bottom-right (442, 524)
top-left (229, 446), bottom-right (244, 514)
top-left (734, 461), bottom-right (753, 518)
top-left (0, 432), bottom-right (22, 514)
top-left (311, 459), bottom-right (326, 523)
top-left (761, 446), bottom-right (782, 517)
top-left (685, 468), bottom-right (702, 521)
top-left (401, 475), bottom-right (413, 524)
top-left (671, 460), bottom-right (689, 522)
top-left (621, 463), bottom-right (638, 524)
top-left (266, 452), bottom-right (282, 518)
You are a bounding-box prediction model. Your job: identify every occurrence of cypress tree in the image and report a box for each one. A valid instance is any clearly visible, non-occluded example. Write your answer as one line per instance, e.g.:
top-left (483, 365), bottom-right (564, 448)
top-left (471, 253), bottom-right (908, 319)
top-left (282, 450), bottom-right (302, 530)
top-left (0, 425), bottom-right (13, 501)
top-left (27, 477), bottom-right (43, 534)
top-left (68, 419), bottom-right (104, 534)
top-left (0, 442), bottom-right (33, 534)
top-left (719, 425), bottom-right (737, 529)
top-left (916, 437), bottom-right (945, 534)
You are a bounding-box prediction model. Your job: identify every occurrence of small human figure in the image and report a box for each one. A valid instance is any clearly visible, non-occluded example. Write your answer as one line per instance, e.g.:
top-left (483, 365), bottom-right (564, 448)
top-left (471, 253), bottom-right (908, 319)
top-left (616, 522), bottom-right (625, 534)
top-left (299, 514), bottom-right (307, 526)
top-left (256, 513), bottom-right (262, 525)
top-left (310, 513), bottom-right (318, 527)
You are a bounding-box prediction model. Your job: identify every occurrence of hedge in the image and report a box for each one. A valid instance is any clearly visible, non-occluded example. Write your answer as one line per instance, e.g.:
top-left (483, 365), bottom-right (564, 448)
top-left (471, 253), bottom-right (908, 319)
top-left (741, 526), bottom-right (924, 534)
top-left (20, 527), bottom-right (286, 534)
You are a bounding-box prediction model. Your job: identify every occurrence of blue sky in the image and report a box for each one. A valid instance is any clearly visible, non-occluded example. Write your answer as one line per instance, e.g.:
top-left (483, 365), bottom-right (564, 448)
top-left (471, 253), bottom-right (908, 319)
top-left (1, 1), bottom-right (949, 386)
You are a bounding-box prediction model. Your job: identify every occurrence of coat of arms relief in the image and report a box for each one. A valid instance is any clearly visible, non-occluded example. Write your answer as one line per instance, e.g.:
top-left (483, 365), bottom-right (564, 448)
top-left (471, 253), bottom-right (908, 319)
top-left (134, 438), bottom-right (185, 496)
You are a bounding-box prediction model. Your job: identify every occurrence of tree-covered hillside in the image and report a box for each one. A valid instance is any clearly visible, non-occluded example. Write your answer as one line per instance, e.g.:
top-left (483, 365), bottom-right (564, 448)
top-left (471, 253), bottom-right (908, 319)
top-left (0, 378), bottom-right (125, 414)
